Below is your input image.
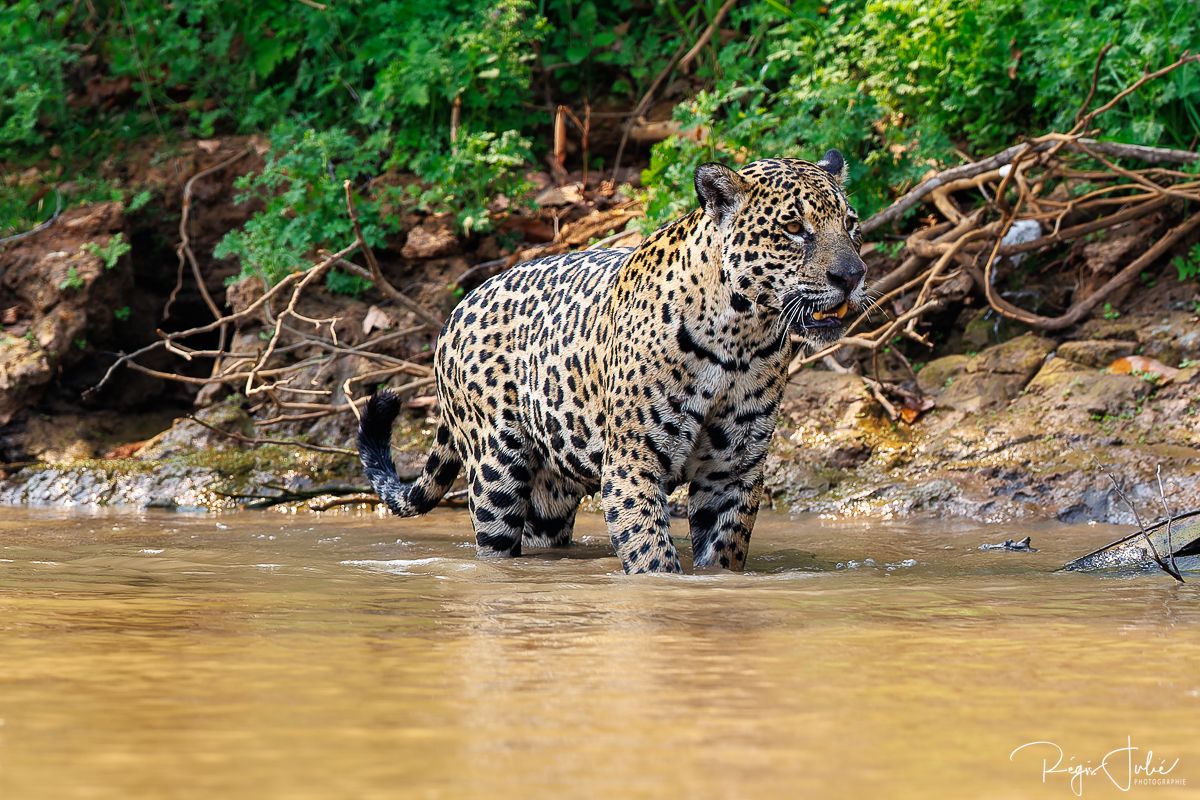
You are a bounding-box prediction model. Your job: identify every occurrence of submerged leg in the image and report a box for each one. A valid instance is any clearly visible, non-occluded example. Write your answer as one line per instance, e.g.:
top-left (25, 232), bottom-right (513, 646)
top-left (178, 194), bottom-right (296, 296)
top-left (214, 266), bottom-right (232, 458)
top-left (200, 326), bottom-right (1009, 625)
top-left (466, 429), bottom-right (532, 557)
top-left (687, 472), bottom-right (764, 571)
top-left (524, 472), bottom-right (581, 548)
top-left (602, 462), bottom-right (682, 574)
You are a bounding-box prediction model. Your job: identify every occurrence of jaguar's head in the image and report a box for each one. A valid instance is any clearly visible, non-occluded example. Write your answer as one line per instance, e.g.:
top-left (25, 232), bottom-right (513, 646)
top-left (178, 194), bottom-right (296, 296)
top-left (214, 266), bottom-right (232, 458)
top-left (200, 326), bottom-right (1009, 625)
top-left (695, 151), bottom-right (867, 347)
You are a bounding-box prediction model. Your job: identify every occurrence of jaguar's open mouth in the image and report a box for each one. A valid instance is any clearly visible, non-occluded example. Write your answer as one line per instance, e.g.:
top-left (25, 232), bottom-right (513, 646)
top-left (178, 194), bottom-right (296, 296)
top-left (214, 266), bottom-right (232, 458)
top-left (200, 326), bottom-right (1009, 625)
top-left (798, 300), bottom-right (850, 329)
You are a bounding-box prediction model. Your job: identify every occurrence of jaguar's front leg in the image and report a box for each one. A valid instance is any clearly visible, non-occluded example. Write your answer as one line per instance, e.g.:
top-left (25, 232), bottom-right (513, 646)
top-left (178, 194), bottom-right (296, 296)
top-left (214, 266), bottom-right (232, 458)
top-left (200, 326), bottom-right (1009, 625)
top-left (601, 459), bottom-right (682, 574)
top-left (687, 468), bottom-right (765, 571)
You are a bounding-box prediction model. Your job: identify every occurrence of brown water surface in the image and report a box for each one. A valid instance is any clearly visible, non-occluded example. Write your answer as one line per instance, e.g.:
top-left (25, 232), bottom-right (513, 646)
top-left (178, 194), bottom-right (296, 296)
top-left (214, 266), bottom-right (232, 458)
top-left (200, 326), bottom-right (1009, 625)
top-left (1, 508), bottom-right (1197, 799)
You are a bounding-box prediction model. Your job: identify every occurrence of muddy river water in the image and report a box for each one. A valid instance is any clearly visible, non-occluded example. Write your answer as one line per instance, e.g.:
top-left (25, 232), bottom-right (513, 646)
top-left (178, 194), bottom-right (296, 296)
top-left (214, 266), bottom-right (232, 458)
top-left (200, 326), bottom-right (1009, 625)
top-left (1, 507), bottom-right (1197, 799)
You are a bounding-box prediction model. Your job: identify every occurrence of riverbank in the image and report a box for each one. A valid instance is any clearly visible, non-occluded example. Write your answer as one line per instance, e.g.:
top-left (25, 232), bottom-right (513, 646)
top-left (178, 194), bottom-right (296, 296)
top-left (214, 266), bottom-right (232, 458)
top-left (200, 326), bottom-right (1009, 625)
top-left (3, 139), bottom-right (1199, 523)
top-left (3, 301), bottom-right (1197, 522)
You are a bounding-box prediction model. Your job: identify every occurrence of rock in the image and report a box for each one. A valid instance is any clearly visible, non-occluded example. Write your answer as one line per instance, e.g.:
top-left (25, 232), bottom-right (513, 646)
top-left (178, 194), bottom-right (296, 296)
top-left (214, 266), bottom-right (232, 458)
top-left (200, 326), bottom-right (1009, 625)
top-left (401, 217), bottom-right (458, 260)
top-left (0, 201), bottom-right (128, 424)
top-left (916, 355), bottom-right (970, 395)
top-left (922, 335), bottom-right (1053, 412)
top-left (1056, 484), bottom-right (1113, 523)
top-left (1139, 312), bottom-right (1200, 366)
top-left (959, 306), bottom-right (1025, 351)
top-left (1023, 357), bottom-right (1150, 418)
top-left (0, 337), bottom-right (52, 426)
top-left (0, 459), bottom-right (218, 510)
top-left (225, 275), bottom-right (265, 316)
top-left (1076, 316), bottom-right (1141, 341)
top-left (941, 372), bottom-right (1029, 413)
top-left (999, 219), bottom-right (1041, 263)
top-left (135, 400), bottom-right (254, 461)
top-left (973, 333), bottom-right (1055, 376)
top-left (766, 371), bottom-right (887, 501)
top-left (1057, 339), bottom-right (1136, 368)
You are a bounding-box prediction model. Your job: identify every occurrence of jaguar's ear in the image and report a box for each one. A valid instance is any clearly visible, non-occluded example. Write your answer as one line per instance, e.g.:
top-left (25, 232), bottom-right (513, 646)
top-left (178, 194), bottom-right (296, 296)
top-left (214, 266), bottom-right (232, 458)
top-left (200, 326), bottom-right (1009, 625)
top-left (817, 148), bottom-right (849, 185)
top-left (694, 162), bottom-right (749, 225)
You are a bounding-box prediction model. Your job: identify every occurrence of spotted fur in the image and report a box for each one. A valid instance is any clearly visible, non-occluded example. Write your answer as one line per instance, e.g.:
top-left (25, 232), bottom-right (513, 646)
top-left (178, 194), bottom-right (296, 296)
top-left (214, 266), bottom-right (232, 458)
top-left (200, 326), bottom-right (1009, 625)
top-left (359, 152), bottom-right (866, 573)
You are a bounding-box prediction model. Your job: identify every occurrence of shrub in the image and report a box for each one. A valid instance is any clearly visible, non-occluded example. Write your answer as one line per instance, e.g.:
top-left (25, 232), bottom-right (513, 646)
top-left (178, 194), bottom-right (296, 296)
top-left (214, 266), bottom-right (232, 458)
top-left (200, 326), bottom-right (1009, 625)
top-left (409, 130), bottom-right (535, 235)
top-left (213, 125), bottom-right (394, 287)
top-left (640, 0), bottom-right (1200, 228)
top-left (0, 3), bottom-right (73, 150)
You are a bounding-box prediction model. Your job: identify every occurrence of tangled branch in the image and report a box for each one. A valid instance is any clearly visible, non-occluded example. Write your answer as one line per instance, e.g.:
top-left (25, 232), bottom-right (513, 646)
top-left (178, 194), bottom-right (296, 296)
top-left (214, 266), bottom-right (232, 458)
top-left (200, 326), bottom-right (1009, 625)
top-left (88, 184), bottom-right (439, 433)
top-left (791, 52), bottom-right (1200, 420)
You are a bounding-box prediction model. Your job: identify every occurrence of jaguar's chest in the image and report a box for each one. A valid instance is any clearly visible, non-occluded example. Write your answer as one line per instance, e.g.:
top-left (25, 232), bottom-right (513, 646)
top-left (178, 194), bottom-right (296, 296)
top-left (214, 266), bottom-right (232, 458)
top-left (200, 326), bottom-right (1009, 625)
top-left (645, 351), bottom-right (785, 487)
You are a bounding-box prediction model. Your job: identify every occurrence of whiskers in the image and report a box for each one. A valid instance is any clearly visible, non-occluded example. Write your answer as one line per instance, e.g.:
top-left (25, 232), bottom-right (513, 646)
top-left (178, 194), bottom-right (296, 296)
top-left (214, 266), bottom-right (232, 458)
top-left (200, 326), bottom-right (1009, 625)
top-left (779, 293), bottom-right (813, 332)
top-left (854, 285), bottom-right (890, 326)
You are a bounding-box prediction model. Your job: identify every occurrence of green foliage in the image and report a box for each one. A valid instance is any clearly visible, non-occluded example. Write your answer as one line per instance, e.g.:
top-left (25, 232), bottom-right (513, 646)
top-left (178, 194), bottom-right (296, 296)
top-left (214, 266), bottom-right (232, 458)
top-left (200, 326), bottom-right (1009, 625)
top-left (3, 0), bottom-right (1197, 281)
top-left (410, 130), bottom-right (535, 234)
top-left (0, 183), bottom-right (51, 238)
top-left (0, 1), bottom-right (553, 157)
top-left (113, 305), bottom-right (132, 322)
top-left (1174, 243), bottom-right (1200, 282)
top-left (537, 1), bottom-right (696, 99)
top-left (82, 233), bottom-right (130, 269)
top-left (214, 126), bottom-right (394, 286)
top-left (325, 269), bottom-right (374, 298)
top-left (1, 182), bottom-right (145, 240)
top-left (59, 267), bottom-right (84, 292)
top-left (641, 0), bottom-right (1200, 227)
top-left (0, 3), bottom-right (74, 149)
top-left (365, 0), bottom-right (547, 165)
top-left (126, 190), bottom-right (153, 213)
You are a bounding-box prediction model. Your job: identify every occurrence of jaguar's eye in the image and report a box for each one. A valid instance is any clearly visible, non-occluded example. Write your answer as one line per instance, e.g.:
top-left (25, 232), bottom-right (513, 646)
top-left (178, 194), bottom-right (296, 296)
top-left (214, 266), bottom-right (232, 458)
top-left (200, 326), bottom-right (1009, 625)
top-left (846, 216), bottom-right (860, 236)
top-left (783, 221), bottom-right (807, 237)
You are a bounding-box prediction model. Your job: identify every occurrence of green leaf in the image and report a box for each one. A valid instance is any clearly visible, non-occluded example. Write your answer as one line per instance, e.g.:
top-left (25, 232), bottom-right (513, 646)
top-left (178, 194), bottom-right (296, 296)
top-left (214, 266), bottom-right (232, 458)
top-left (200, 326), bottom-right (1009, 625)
top-left (253, 38), bottom-right (284, 79)
top-left (565, 43), bottom-right (591, 64)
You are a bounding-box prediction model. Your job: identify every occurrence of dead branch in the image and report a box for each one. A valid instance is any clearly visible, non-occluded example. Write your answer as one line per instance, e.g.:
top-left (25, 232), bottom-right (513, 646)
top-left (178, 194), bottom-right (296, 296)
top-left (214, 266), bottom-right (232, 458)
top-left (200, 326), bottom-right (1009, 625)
top-left (310, 495), bottom-right (381, 511)
top-left (88, 241), bottom-right (360, 396)
top-left (801, 55), bottom-right (1200, 420)
top-left (1156, 464), bottom-right (1183, 579)
top-left (222, 483), bottom-right (375, 510)
top-left (165, 147), bottom-right (253, 322)
top-left (1107, 471), bottom-right (1185, 583)
top-left (186, 415), bottom-right (357, 456)
top-left (0, 188), bottom-right (63, 248)
top-left (342, 180), bottom-right (446, 331)
top-left (984, 209), bottom-right (1200, 331)
top-left (1071, 51), bottom-right (1199, 135)
top-left (1074, 43), bottom-right (1115, 128)
top-left (861, 137), bottom-right (1198, 236)
top-left (243, 250), bottom-right (346, 397)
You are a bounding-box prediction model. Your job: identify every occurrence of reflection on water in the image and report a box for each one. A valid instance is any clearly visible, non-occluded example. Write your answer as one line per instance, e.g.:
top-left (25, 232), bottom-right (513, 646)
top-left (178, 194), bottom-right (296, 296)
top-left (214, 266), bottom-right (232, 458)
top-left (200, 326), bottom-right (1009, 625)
top-left (1, 508), bottom-right (1198, 799)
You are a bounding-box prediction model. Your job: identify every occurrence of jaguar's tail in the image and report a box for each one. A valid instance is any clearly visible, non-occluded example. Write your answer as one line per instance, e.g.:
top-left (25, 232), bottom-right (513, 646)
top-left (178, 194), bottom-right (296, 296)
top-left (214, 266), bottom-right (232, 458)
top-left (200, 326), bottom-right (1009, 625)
top-left (357, 390), bottom-right (461, 517)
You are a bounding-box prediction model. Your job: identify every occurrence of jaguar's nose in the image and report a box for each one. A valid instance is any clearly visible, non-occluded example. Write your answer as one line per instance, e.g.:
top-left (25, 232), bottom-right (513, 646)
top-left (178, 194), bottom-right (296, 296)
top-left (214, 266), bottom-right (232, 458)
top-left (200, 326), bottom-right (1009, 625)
top-left (827, 253), bottom-right (865, 296)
